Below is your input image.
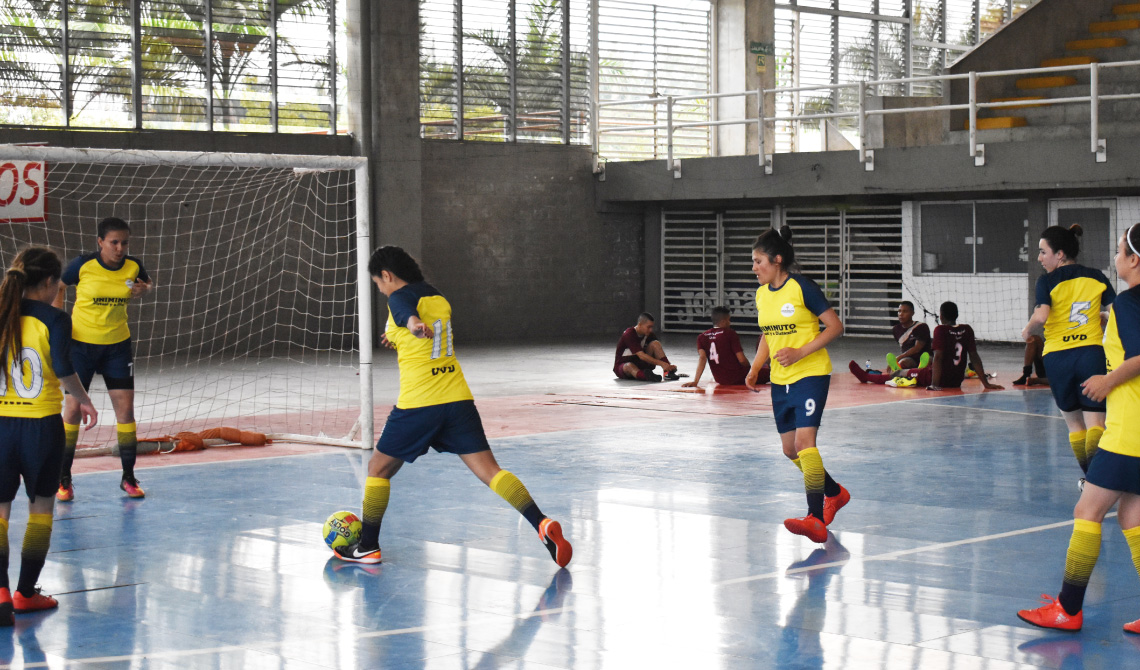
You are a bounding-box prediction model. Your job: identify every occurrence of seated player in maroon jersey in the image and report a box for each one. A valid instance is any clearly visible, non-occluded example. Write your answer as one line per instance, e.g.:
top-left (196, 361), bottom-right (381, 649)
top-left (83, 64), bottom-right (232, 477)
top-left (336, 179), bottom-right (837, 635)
top-left (682, 306), bottom-right (769, 388)
top-left (849, 301), bottom-right (1003, 391)
top-left (613, 312), bottom-right (685, 381)
top-left (887, 301), bottom-right (932, 370)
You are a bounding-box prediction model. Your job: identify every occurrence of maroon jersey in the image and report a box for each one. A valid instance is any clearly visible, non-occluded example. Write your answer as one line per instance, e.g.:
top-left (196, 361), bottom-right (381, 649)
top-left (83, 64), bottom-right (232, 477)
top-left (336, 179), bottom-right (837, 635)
top-left (892, 321), bottom-right (932, 358)
top-left (614, 327), bottom-right (655, 372)
top-left (932, 323), bottom-right (976, 388)
top-left (696, 326), bottom-right (749, 385)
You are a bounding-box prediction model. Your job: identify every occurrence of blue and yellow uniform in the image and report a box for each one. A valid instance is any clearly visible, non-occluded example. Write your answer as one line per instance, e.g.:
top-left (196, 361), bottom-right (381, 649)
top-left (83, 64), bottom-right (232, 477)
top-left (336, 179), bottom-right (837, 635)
top-left (62, 252), bottom-right (149, 389)
top-left (756, 274), bottom-right (833, 432)
top-left (376, 282), bottom-right (487, 462)
top-left (1036, 264), bottom-right (1115, 412)
top-left (1085, 285), bottom-right (1140, 493)
top-left (0, 300), bottom-right (73, 501)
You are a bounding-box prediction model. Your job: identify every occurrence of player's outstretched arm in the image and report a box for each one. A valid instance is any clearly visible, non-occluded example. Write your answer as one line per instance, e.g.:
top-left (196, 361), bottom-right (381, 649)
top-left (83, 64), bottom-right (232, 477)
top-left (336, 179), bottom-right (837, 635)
top-left (746, 336), bottom-right (770, 391)
top-left (683, 350), bottom-right (708, 387)
top-left (927, 350), bottom-right (944, 390)
top-left (405, 315), bottom-right (434, 339)
top-left (1021, 305), bottom-right (1050, 342)
top-left (58, 374), bottom-right (98, 429)
top-left (968, 348), bottom-right (1004, 390)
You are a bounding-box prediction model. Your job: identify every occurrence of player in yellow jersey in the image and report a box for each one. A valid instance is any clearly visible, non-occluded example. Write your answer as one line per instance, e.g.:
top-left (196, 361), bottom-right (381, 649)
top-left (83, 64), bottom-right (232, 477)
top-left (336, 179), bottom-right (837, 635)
top-left (332, 246), bottom-right (571, 568)
top-left (0, 248), bottom-right (98, 625)
top-left (54, 217), bottom-right (151, 501)
top-left (1021, 224), bottom-right (1115, 487)
top-left (1017, 224), bottom-right (1140, 633)
top-left (746, 226), bottom-right (849, 543)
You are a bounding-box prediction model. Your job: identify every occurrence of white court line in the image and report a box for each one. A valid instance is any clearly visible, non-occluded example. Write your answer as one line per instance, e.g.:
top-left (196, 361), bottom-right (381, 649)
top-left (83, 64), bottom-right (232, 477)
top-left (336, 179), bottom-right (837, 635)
top-left (0, 607), bottom-right (576, 669)
top-left (902, 400), bottom-right (1065, 420)
top-left (716, 513), bottom-right (1115, 586)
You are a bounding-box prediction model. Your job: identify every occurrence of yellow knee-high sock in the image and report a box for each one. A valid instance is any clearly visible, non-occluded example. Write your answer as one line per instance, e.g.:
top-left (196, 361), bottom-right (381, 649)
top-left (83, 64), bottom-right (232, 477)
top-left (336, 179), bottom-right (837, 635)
top-left (61, 422), bottom-right (79, 481)
top-left (359, 477), bottom-right (390, 548)
top-left (16, 514), bottom-right (52, 596)
top-left (118, 422), bottom-right (138, 479)
top-left (1085, 426), bottom-right (1104, 465)
top-left (489, 470), bottom-right (545, 531)
top-left (798, 447), bottom-right (826, 521)
top-left (1124, 526), bottom-right (1140, 579)
top-left (0, 518), bottom-right (8, 590)
top-left (1069, 430), bottom-right (1089, 473)
top-left (791, 457), bottom-right (803, 472)
top-left (1058, 519), bottom-right (1101, 615)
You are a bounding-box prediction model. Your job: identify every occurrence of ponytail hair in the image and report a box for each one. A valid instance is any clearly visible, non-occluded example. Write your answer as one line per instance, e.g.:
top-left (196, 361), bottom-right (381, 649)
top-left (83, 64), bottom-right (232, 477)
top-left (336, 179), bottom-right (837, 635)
top-left (1125, 223), bottom-right (1140, 258)
top-left (753, 225), bottom-right (798, 273)
top-left (0, 247), bottom-right (62, 368)
top-left (1041, 224), bottom-right (1083, 260)
top-left (367, 245), bottom-right (425, 284)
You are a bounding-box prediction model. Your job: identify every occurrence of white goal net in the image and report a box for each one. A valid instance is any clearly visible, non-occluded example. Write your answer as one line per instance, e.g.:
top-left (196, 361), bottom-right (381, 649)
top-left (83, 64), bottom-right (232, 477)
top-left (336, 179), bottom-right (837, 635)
top-left (0, 146), bottom-right (373, 450)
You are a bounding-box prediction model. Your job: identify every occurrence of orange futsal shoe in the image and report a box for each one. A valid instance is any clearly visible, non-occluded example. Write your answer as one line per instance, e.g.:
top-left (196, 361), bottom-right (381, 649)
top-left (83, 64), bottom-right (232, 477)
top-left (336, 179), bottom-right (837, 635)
top-left (333, 541), bottom-right (382, 565)
top-left (784, 515), bottom-right (828, 543)
top-left (1124, 618), bottom-right (1140, 634)
top-left (120, 476), bottom-right (145, 498)
top-left (56, 480), bottom-right (74, 502)
top-left (823, 486), bottom-right (850, 526)
top-left (13, 588), bottom-right (58, 614)
top-left (1017, 595), bottom-right (1082, 631)
top-left (0, 587), bottom-right (12, 626)
top-left (538, 518), bottom-right (573, 568)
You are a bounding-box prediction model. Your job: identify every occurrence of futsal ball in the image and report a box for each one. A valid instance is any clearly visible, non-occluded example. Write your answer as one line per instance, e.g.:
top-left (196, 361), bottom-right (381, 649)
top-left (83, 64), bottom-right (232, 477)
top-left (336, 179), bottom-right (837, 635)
top-left (322, 511), bottom-right (362, 550)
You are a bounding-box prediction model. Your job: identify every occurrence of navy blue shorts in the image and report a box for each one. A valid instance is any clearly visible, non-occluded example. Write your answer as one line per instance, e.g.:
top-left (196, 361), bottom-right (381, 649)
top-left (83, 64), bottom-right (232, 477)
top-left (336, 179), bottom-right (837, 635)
top-left (376, 400), bottom-right (491, 463)
top-left (1043, 346), bottom-right (1106, 413)
top-left (0, 415), bottom-right (64, 502)
top-left (71, 339), bottom-right (134, 391)
top-left (771, 375), bottom-right (831, 433)
top-left (1085, 449), bottom-right (1140, 495)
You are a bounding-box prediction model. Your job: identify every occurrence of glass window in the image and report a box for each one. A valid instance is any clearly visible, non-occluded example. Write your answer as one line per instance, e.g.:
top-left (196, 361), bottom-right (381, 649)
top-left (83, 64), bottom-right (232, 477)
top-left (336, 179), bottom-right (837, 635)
top-left (920, 200), bottom-right (1027, 274)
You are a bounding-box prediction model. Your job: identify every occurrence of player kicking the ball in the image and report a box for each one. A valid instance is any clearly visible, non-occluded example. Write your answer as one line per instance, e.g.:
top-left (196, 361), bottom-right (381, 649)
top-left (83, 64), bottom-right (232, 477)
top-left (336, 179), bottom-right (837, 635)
top-left (333, 246), bottom-right (572, 567)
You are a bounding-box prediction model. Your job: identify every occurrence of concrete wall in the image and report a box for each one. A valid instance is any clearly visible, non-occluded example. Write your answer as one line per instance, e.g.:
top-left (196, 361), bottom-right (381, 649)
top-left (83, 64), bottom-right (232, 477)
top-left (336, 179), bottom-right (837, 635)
top-left (418, 141), bottom-right (644, 341)
top-left (947, 0), bottom-right (1116, 129)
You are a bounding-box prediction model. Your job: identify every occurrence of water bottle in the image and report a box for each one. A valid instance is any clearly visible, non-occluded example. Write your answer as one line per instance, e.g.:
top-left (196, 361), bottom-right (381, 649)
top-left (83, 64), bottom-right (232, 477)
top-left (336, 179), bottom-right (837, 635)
top-left (865, 360), bottom-right (872, 371)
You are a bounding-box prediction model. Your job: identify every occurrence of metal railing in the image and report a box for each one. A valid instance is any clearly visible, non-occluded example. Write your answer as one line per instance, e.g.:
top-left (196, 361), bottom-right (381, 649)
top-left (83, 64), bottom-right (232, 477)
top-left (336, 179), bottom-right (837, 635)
top-left (593, 59), bottom-right (1140, 176)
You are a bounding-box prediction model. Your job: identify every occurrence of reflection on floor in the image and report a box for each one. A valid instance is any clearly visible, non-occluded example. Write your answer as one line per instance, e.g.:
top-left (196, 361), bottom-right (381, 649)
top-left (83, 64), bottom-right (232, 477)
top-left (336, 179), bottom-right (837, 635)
top-left (4, 359), bottom-right (1132, 669)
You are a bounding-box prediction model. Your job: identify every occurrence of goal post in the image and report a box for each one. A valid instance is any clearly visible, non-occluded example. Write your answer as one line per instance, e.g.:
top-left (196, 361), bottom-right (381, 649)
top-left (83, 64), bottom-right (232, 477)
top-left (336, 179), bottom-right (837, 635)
top-left (0, 145), bottom-right (373, 450)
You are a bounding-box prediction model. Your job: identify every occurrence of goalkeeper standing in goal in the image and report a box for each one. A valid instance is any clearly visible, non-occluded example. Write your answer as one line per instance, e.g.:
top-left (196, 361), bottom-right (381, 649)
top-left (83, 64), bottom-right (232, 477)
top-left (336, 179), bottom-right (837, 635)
top-left (54, 218), bottom-right (151, 501)
top-left (333, 246), bottom-right (572, 567)
top-left (747, 226), bottom-right (849, 544)
top-left (0, 248), bottom-right (98, 622)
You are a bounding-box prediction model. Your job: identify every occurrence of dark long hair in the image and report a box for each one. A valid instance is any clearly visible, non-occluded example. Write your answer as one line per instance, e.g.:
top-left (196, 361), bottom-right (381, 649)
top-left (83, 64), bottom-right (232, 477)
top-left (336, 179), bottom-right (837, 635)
top-left (753, 225), bottom-right (798, 273)
top-left (367, 245), bottom-right (425, 283)
top-left (1041, 224), bottom-right (1083, 260)
top-left (0, 247), bottom-right (62, 367)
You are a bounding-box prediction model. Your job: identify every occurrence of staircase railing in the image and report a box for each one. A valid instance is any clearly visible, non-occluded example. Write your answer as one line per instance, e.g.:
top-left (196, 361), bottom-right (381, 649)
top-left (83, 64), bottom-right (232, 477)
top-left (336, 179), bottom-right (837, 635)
top-left (593, 60), bottom-right (1140, 176)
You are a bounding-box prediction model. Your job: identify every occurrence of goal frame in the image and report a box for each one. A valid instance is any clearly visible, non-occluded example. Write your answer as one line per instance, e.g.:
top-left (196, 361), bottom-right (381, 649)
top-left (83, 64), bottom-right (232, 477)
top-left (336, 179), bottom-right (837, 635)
top-left (0, 144), bottom-right (374, 450)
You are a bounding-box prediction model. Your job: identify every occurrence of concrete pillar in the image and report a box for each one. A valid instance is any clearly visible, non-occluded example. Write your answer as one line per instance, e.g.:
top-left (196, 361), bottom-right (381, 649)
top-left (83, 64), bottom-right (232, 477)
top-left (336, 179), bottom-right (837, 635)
top-left (1026, 195), bottom-right (1049, 317)
top-left (716, 0), bottom-right (775, 155)
top-left (371, 0), bottom-right (423, 260)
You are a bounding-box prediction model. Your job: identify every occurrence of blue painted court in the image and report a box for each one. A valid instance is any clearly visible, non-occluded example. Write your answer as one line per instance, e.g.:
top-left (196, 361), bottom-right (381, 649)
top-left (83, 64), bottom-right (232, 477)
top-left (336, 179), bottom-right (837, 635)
top-left (2, 341), bottom-right (1137, 669)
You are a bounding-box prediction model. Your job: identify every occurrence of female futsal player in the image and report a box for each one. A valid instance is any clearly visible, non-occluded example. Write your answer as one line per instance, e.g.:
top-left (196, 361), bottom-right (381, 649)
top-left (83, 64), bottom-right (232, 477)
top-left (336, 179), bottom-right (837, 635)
top-left (332, 246), bottom-right (571, 567)
top-left (1021, 224), bottom-right (1115, 484)
top-left (1016, 224), bottom-right (1140, 633)
top-left (55, 217), bottom-right (151, 500)
top-left (0, 248), bottom-right (98, 624)
top-left (746, 226), bottom-right (849, 543)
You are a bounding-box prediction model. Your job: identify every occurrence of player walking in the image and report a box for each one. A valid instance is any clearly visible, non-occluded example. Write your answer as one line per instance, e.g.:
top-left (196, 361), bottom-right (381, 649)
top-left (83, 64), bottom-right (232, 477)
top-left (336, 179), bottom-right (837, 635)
top-left (0, 248), bottom-right (98, 624)
top-left (55, 217), bottom-right (151, 501)
top-left (333, 246), bottom-right (572, 567)
top-left (747, 226), bottom-right (849, 543)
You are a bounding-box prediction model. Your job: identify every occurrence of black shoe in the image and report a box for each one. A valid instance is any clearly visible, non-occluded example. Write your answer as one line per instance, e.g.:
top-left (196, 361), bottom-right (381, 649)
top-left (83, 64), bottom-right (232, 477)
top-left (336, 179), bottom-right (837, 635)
top-left (333, 541), bottom-right (382, 564)
top-left (645, 372), bottom-right (662, 382)
top-left (1012, 374), bottom-right (1030, 386)
top-left (663, 371), bottom-right (689, 381)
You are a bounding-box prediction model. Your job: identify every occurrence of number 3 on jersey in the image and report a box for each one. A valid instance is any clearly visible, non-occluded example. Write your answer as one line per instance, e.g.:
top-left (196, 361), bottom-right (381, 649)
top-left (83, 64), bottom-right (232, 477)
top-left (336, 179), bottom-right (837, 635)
top-left (431, 319), bottom-right (454, 359)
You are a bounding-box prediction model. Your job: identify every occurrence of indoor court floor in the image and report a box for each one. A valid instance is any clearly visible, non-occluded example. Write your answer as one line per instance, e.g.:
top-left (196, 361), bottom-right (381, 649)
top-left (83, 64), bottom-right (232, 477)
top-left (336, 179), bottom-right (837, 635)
top-left (2, 335), bottom-right (1136, 669)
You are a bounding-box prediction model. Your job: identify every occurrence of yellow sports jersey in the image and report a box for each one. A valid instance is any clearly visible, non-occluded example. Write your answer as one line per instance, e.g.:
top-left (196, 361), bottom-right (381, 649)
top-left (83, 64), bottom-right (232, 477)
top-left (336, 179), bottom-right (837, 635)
top-left (1100, 285), bottom-right (1140, 457)
top-left (62, 252), bottom-right (150, 345)
top-left (0, 300), bottom-right (74, 419)
top-left (386, 282), bottom-right (473, 409)
top-left (1035, 264), bottom-right (1116, 355)
top-left (756, 274), bottom-right (833, 385)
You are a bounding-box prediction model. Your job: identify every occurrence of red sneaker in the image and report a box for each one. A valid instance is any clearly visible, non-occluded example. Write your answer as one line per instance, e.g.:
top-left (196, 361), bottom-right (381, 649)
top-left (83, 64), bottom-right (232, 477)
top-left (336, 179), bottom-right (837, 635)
top-left (13, 588), bottom-right (58, 613)
top-left (120, 476), bottom-right (145, 499)
top-left (784, 515), bottom-right (828, 543)
top-left (823, 485), bottom-right (850, 526)
top-left (538, 518), bottom-right (573, 568)
top-left (1124, 618), bottom-right (1140, 634)
top-left (1016, 595), bottom-right (1082, 631)
top-left (56, 477), bottom-right (74, 502)
top-left (0, 587), bottom-right (12, 626)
